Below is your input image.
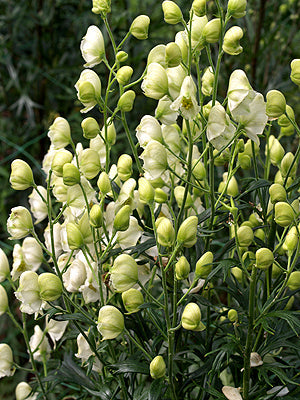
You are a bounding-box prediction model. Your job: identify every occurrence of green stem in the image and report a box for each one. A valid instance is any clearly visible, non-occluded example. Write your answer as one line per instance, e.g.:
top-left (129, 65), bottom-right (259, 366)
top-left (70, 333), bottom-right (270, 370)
top-left (124, 329), bottom-right (152, 360)
top-left (121, 111), bottom-right (143, 174)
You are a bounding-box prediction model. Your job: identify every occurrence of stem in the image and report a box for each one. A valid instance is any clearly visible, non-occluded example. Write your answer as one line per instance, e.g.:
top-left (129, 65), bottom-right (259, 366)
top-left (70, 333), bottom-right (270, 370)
top-left (121, 111), bottom-right (143, 174)
top-left (124, 329), bottom-right (152, 360)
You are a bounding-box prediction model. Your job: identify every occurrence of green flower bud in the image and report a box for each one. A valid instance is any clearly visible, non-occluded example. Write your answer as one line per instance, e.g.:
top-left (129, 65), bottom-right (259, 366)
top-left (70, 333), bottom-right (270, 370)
top-left (213, 148), bottom-right (230, 166)
top-left (79, 148), bottom-right (101, 179)
top-left (110, 254), bottom-right (138, 292)
top-left (268, 135), bottom-right (284, 165)
top-left (292, 199), bottom-right (299, 216)
top-left (290, 59), bottom-right (300, 86)
top-left (175, 256), bottom-right (190, 280)
top-left (254, 228), bottom-right (265, 242)
top-left (117, 154), bottom-right (132, 181)
top-left (138, 177), bottom-right (155, 205)
top-left (174, 186), bottom-right (193, 209)
top-left (130, 15), bottom-right (150, 40)
top-left (274, 170), bottom-right (293, 187)
top-left (51, 149), bottom-right (73, 177)
top-left (177, 216), bottom-right (198, 248)
top-left (287, 271), bottom-right (300, 291)
top-left (231, 266), bottom-right (243, 283)
top-left (97, 305), bottom-right (124, 340)
top-left (202, 18), bottom-right (221, 44)
top-left (285, 295), bottom-right (294, 310)
top-left (242, 251), bottom-right (255, 270)
top-left (154, 188), bottom-right (168, 203)
top-left (227, 0), bottom-right (247, 18)
top-left (66, 222), bottom-right (84, 250)
top-left (281, 152), bottom-right (297, 178)
top-left (248, 214), bottom-right (260, 228)
top-left (244, 138), bottom-right (259, 157)
top-left (38, 273), bottom-right (62, 301)
top-left (10, 159), bottom-right (34, 190)
top-left (92, 0), bottom-right (111, 14)
top-left (102, 117), bottom-right (116, 146)
top-left (63, 163), bottom-right (80, 186)
top-left (192, 0), bottom-right (206, 17)
top-left (97, 171), bottom-right (111, 195)
top-left (220, 173), bottom-right (239, 197)
top-left (181, 302), bottom-right (205, 331)
top-left (272, 263), bottom-right (282, 279)
top-left (142, 63), bottom-right (169, 100)
top-left (0, 249), bottom-right (9, 283)
top-left (201, 67), bottom-right (214, 96)
top-left (7, 207), bottom-right (33, 240)
top-left (266, 90), bottom-right (286, 119)
top-left (269, 183), bottom-right (286, 204)
top-left (238, 153), bottom-right (251, 169)
top-left (156, 217), bottom-right (175, 247)
top-left (89, 204), bottom-right (103, 228)
top-left (150, 355), bottom-right (166, 379)
top-left (117, 90), bottom-right (136, 112)
top-left (278, 105), bottom-right (295, 129)
top-left (162, 1), bottom-right (183, 24)
top-left (116, 66), bottom-right (133, 85)
top-left (195, 251), bottom-right (213, 278)
top-left (113, 205), bottom-right (131, 232)
top-left (81, 117), bottom-right (100, 139)
top-left (75, 70), bottom-right (101, 113)
top-left (192, 159), bottom-right (206, 180)
top-left (274, 202), bottom-right (295, 227)
top-left (48, 117), bottom-right (71, 149)
top-left (223, 26), bottom-right (243, 55)
top-left (0, 285), bottom-right (8, 316)
top-left (228, 309), bottom-right (238, 322)
top-left (236, 225), bottom-right (254, 247)
top-left (116, 51), bottom-right (128, 63)
top-left (165, 42), bottom-right (182, 67)
top-left (283, 226), bottom-right (298, 256)
top-left (122, 288), bottom-right (143, 313)
top-left (255, 248), bottom-right (274, 270)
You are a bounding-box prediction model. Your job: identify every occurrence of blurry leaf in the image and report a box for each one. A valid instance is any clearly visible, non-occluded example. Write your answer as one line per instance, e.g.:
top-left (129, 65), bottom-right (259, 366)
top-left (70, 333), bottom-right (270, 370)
top-left (53, 313), bottom-right (96, 325)
top-left (149, 378), bottom-right (165, 400)
top-left (109, 359), bottom-right (149, 375)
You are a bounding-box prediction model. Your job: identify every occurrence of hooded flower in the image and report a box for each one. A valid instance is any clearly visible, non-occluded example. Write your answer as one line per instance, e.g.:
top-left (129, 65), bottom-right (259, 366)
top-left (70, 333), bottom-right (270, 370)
top-left (171, 76), bottom-right (200, 120)
top-left (141, 62), bottom-right (169, 100)
top-left (75, 69), bottom-right (101, 113)
top-left (80, 25), bottom-right (105, 68)
top-left (207, 104), bottom-right (236, 150)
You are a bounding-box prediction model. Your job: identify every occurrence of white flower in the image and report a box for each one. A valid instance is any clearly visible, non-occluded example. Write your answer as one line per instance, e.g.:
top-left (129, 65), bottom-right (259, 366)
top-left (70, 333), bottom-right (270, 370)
top-left (48, 117), bottom-right (71, 149)
top-left (7, 206), bottom-right (33, 240)
top-left (227, 69), bottom-right (252, 112)
top-left (75, 69), bottom-right (102, 113)
top-left (11, 238), bottom-right (43, 281)
top-left (0, 248), bottom-right (10, 282)
top-left (141, 62), bottom-right (169, 100)
top-left (15, 382), bottom-right (37, 400)
top-left (29, 325), bottom-right (51, 362)
top-left (46, 317), bottom-right (68, 345)
top-left (222, 386), bottom-right (243, 400)
top-left (76, 333), bottom-right (102, 372)
top-left (90, 135), bottom-right (106, 167)
top-left (44, 222), bottom-right (63, 259)
top-left (171, 76), bottom-right (200, 120)
top-left (63, 259), bottom-right (87, 292)
top-left (140, 140), bottom-right (168, 180)
top-left (15, 271), bottom-right (42, 314)
top-left (28, 186), bottom-right (48, 224)
top-left (155, 96), bottom-right (178, 125)
top-left (136, 115), bottom-right (162, 148)
top-left (167, 65), bottom-right (187, 100)
top-left (80, 25), bottom-right (105, 68)
top-left (117, 217), bottom-right (143, 249)
top-left (0, 343), bottom-right (15, 378)
top-left (207, 104), bottom-right (236, 150)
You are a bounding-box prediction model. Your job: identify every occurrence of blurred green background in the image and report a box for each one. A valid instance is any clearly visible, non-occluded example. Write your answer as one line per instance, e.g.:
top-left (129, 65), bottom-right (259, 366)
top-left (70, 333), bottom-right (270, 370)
top-left (0, 0), bottom-right (299, 397)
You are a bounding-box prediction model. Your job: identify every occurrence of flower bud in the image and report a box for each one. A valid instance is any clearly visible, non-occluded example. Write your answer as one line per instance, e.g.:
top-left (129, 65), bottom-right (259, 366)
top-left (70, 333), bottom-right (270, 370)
top-left (138, 177), bottom-right (155, 205)
top-left (227, 0), bottom-right (247, 18)
top-left (238, 153), bottom-right (251, 169)
top-left (175, 256), bottom-right (190, 280)
top-left (202, 18), bottom-right (221, 44)
top-left (236, 225), bottom-right (254, 247)
top-left (266, 90), bottom-right (286, 119)
top-left (81, 117), bottom-right (100, 139)
top-left (287, 271), bottom-right (300, 291)
top-left (97, 305), bottom-right (124, 340)
top-left (66, 222), bottom-right (84, 250)
top-left (174, 187), bottom-right (193, 209)
top-left (283, 226), bottom-right (298, 256)
top-left (162, 1), bottom-right (183, 24)
top-left (192, 159), bottom-right (206, 180)
top-left (0, 249), bottom-right (10, 282)
top-left (147, 44), bottom-right (166, 67)
top-left (80, 25), bottom-right (105, 68)
top-left (51, 149), bottom-right (73, 177)
top-left (116, 66), bottom-right (133, 85)
top-left (181, 302), bottom-right (205, 331)
top-left (272, 263), bottom-right (282, 279)
top-left (150, 355), bottom-right (166, 379)
top-left (228, 309), bottom-right (238, 322)
top-left (0, 285), bottom-right (8, 316)
top-left (7, 207), bottom-right (33, 240)
top-left (38, 272), bottom-right (62, 301)
top-left (269, 183), bottom-right (286, 204)
top-left (92, 0), bottom-right (111, 14)
top-left (166, 42), bottom-right (182, 67)
top-left (201, 67), bottom-right (214, 96)
top-left (110, 254), bottom-right (138, 292)
top-left (117, 90), bottom-right (136, 112)
top-left (268, 135), bottom-right (284, 165)
top-left (177, 216), bottom-right (198, 248)
top-left (274, 202), bottom-right (295, 227)
top-left (223, 26), bottom-right (243, 55)
top-left (79, 148), bottom-right (101, 180)
top-left (255, 248), bottom-right (274, 270)
top-left (290, 59), bottom-right (300, 86)
top-left (281, 152), bottom-right (297, 178)
top-left (10, 159), bottom-right (34, 190)
top-left (142, 63), bottom-right (168, 100)
top-left (15, 382), bottom-right (36, 400)
top-left (130, 15), bottom-right (150, 40)
top-left (278, 105), bottom-right (295, 138)
top-left (48, 117), bottom-right (71, 149)
top-left (97, 171), bottom-right (111, 195)
top-left (122, 288), bottom-right (143, 313)
top-left (0, 343), bottom-right (14, 377)
top-left (195, 251), bottom-right (213, 278)
top-left (63, 163), bottom-right (80, 186)
top-left (114, 205), bottom-right (131, 232)
top-left (116, 51), bottom-right (128, 63)
top-left (102, 117), bottom-right (116, 146)
top-left (75, 69), bottom-right (101, 113)
top-left (154, 188), bottom-right (168, 203)
top-left (117, 154), bottom-right (132, 181)
top-left (192, 0), bottom-right (206, 17)
top-left (231, 266), bottom-right (243, 283)
top-left (156, 217), bottom-right (175, 247)
top-left (89, 204), bottom-right (103, 228)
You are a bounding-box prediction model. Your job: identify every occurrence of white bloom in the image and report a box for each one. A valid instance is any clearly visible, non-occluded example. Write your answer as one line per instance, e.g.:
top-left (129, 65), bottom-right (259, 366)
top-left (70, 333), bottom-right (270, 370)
top-left (63, 258), bottom-right (87, 292)
top-left (190, 15), bottom-right (208, 51)
top-left (75, 69), bottom-right (102, 113)
top-left (117, 216), bottom-right (143, 249)
top-left (155, 96), bottom-right (178, 125)
top-left (44, 222), bottom-right (63, 259)
top-left (15, 382), bottom-right (37, 400)
top-left (0, 343), bottom-right (14, 378)
top-left (52, 175), bottom-right (68, 203)
top-left (147, 44), bottom-right (167, 68)
top-left (28, 186), bottom-right (48, 224)
top-left (222, 386), bottom-right (243, 400)
top-left (76, 333), bottom-right (102, 372)
top-left (171, 76), bottom-right (200, 120)
top-left (207, 104), bottom-right (236, 150)
top-left (46, 317), bottom-right (68, 344)
top-left (11, 238), bottom-right (43, 281)
top-left (7, 206), bottom-right (33, 240)
top-left (90, 135), bottom-right (106, 167)
top-left (81, 25), bottom-right (105, 68)
top-left (227, 69), bottom-right (252, 112)
top-left (141, 62), bottom-right (169, 100)
top-left (47, 117), bottom-right (71, 149)
top-left (42, 145), bottom-right (59, 177)
top-left (267, 386), bottom-right (289, 397)
top-left (136, 115), bottom-right (162, 148)
top-left (140, 140), bottom-right (168, 180)
top-left (0, 248), bottom-right (10, 282)
top-left (29, 325), bottom-right (51, 362)
top-left (167, 64), bottom-right (187, 100)
top-left (66, 177), bottom-right (96, 212)
top-left (15, 271), bottom-right (42, 314)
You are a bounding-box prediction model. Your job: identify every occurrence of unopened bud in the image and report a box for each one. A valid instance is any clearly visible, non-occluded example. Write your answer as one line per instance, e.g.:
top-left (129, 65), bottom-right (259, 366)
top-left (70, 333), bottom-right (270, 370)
top-left (63, 163), bottom-right (80, 186)
top-left (38, 273), bottom-right (62, 301)
top-left (48, 117), bottom-right (71, 149)
top-left (287, 271), bottom-right (300, 291)
top-left (228, 309), bottom-right (238, 322)
top-left (166, 42), bottom-right (182, 67)
top-left (236, 225), bottom-right (254, 247)
top-left (81, 117), bottom-right (100, 139)
top-left (10, 160), bottom-right (34, 190)
top-left (195, 251), bottom-right (213, 278)
top-left (7, 207), bottom-right (33, 240)
top-left (15, 382), bottom-right (35, 400)
top-left (90, 204), bottom-right (103, 228)
top-left (97, 172), bottom-right (111, 195)
top-left (97, 305), bottom-right (124, 339)
top-left (66, 222), bottom-right (84, 250)
top-left (92, 0), bottom-right (111, 14)
top-left (154, 188), bottom-right (168, 203)
top-left (181, 302), bottom-right (205, 331)
top-left (0, 249), bottom-right (9, 283)
top-left (255, 248), bottom-right (274, 270)
top-left (79, 149), bottom-right (101, 179)
top-left (283, 226), bottom-right (298, 256)
top-left (231, 266), bottom-right (243, 283)
top-left (223, 26), bottom-right (243, 55)
top-left (117, 154), bottom-right (132, 181)
top-left (177, 216), bottom-right (198, 247)
top-left (113, 205), bottom-right (131, 232)
top-left (266, 90), bottom-right (286, 119)
top-left (238, 153), bottom-right (251, 169)
top-left (116, 51), bottom-right (128, 63)
top-left (290, 59), bottom-right (300, 86)
top-left (174, 186), bottom-right (193, 208)
top-left (268, 135), bottom-right (284, 165)
top-left (162, 1), bottom-right (183, 24)
top-left (281, 152), bottom-right (297, 178)
top-left (0, 285), bottom-right (8, 316)
top-left (192, 159), bottom-right (206, 180)
top-left (201, 67), bottom-right (214, 96)
top-left (156, 217), bottom-right (175, 247)
top-left (202, 18), bottom-right (221, 43)
top-left (122, 288), bottom-right (143, 313)
top-left (175, 256), bottom-right (190, 280)
top-left (150, 355), bottom-right (166, 379)
top-left (51, 149), bottom-right (73, 177)
top-left (192, 0), bottom-right (206, 17)
top-left (227, 0), bottom-right (247, 18)
top-left (274, 202), bottom-right (295, 227)
top-left (118, 90), bottom-right (136, 112)
top-left (130, 15), bottom-right (150, 40)
top-left (138, 177), bottom-right (155, 204)
top-left (110, 254), bottom-right (138, 292)
top-left (269, 183), bottom-right (286, 204)
top-left (242, 251), bottom-right (255, 269)
top-left (116, 66), bottom-right (133, 85)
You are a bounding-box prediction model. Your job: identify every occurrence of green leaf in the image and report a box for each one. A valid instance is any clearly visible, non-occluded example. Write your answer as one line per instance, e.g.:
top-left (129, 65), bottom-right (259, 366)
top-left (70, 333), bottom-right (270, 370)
top-left (149, 378), bottom-right (165, 400)
top-left (53, 313), bottom-right (96, 325)
top-left (109, 359), bottom-right (150, 375)
top-left (256, 311), bottom-right (300, 336)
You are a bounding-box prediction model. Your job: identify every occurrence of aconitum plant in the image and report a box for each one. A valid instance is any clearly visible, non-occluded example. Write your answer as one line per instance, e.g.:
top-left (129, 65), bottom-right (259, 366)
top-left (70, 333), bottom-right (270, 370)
top-left (1, 0), bottom-right (300, 399)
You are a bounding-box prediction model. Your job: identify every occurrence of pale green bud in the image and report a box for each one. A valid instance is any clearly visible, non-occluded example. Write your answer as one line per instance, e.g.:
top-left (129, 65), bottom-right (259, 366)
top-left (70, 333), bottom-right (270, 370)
top-left (175, 256), bottom-right (190, 280)
top-left (223, 26), bottom-right (243, 55)
top-left (231, 266), bottom-right (243, 283)
top-left (280, 152), bottom-right (297, 178)
top-left (192, 0), bottom-right (206, 17)
top-left (175, 31), bottom-right (189, 64)
top-left (236, 225), bottom-right (254, 247)
top-left (0, 249), bottom-right (9, 283)
top-left (221, 173), bottom-right (239, 197)
top-left (278, 105), bottom-right (295, 128)
top-left (181, 302), bottom-right (205, 331)
top-left (75, 69), bottom-right (101, 113)
top-left (150, 356), bottom-right (166, 379)
top-left (195, 251), bottom-right (213, 278)
top-left (291, 199), bottom-right (299, 216)
top-left (177, 216), bottom-right (198, 248)
top-left (138, 177), bottom-right (155, 205)
top-left (272, 263), bottom-right (282, 279)
top-left (248, 214), bottom-right (260, 228)
top-left (10, 159), bottom-right (34, 190)
top-left (51, 149), bottom-right (73, 177)
top-left (97, 305), bottom-right (124, 340)
top-left (66, 222), bottom-right (84, 250)
top-left (227, 0), bottom-right (247, 18)
top-left (154, 188), bottom-right (168, 203)
top-left (274, 202), bottom-right (295, 227)
top-left (38, 273), bottom-right (62, 301)
top-left (255, 248), bottom-right (274, 270)
top-left (48, 117), bottom-right (71, 149)
top-left (130, 15), bottom-right (150, 40)
top-left (254, 228), bottom-right (265, 242)
top-left (0, 285), bottom-right (8, 316)
top-left (0, 343), bottom-right (14, 377)
top-left (156, 217), bottom-right (175, 247)
top-left (192, 159), bottom-right (206, 180)
top-left (287, 271), bottom-right (300, 291)
top-left (116, 66), bottom-right (133, 85)
top-left (97, 171), bottom-right (111, 195)
top-left (165, 42), bottom-right (182, 67)
top-left (7, 207), bottom-right (33, 240)
top-left (274, 170), bottom-right (293, 187)
top-left (122, 288), bottom-right (143, 313)
top-left (15, 382), bottom-right (35, 400)
top-left (285, 295), bottom-right (294, 310)
top-left (110, 254), bottom-right (138, 292)
top-left (268, 135), bottom-right (284, 165)
top-left (81, 117), bottom-right (100, 139)
top-left (190, 15), bottom-right (208, 51)
top-left (213, 148), bottom-right (230, 166)
top-left (244, 138), bottom-right (259, 157)
top-left (79, 149), bottom-right (101, 180)
top-left (201, 66), bottom-right (214, 96)
top-left (102, 117), bottom-right (116, 146)
top-left (202, 18), bottom-right (221, 43)
top-left (228, 309), bottom-right (238, 322)
top-left (174, 186), bottom-right (193, 209)
top-left (117, 154), bottom-right (132, 181)
top-left (147, 45), bottom-right (166, 67)
top-left (89, 204), bottom-right (103, 228)
top-left (290, 59), bottom-right (300, 86)
top-left (238, 153), bottom-right (251, 169)
top-left (242, 251), bottom-right (255, 269)
top-left (283, 226), bottom-right (298, 256)
top-left (162, 1), bottom-right (183, 24)
top-left (116, 51), bottom-right (128, 63)
top-left (118, 90), bottom-right (136, 112)
top-left (92, 0), bottom-right (111, 14)
top-left (78, 211), bottom-right (93, 244)
top-left (114, 205), bottom-right (131, 232)
top-left (269, 183), bottom-right (286, 204)
top-left (266, 90), bottom-right (286, 119)
top-left (142, 63), bottom-right (169, 100)
top-left (63, 163), bottom-right (80, 186)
